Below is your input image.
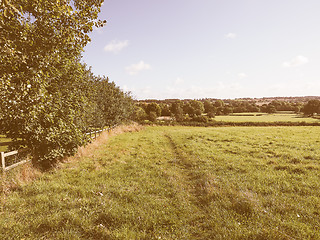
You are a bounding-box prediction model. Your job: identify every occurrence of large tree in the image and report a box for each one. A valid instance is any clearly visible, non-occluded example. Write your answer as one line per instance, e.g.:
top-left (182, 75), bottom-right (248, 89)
top-left (302, 100), bottom-right (320, 116)
top-left (189, 100), bottom-right (204, 116)
top-left (145, 103), bottom-right (161, 117)
top-left (170, 100), bottom-right (184, 121)
top-left (0, 0), bottom-right (106, 165)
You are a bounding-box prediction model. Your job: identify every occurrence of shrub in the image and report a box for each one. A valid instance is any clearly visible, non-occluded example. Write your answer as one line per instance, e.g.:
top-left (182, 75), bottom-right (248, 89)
top-left (148, 112), bottom-right (158, 122)
top-left (192, 115), bottom-right (209, 123)
top-left (207, 112), bottom-right (215, 118)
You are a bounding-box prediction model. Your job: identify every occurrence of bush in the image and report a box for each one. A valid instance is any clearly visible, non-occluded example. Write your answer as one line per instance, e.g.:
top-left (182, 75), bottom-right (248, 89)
top-left (133, 106), bottom-right (148, 121)
top-left (207, 112), bottom-right (215, 118)
top-left (148, 112), bottom-right (158, 122)
top-left (192, 115), bottom-right (209, 123)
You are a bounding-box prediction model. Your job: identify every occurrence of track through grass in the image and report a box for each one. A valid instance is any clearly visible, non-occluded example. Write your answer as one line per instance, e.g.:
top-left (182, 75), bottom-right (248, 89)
top-left (0, 126), bottom-right (320, 239)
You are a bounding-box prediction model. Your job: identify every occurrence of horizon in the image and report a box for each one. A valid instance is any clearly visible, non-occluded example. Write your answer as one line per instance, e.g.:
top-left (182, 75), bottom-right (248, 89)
top-left (136, 95), bottom-right (320, 102)
top-left (82, 0), bottom-right (320, 100)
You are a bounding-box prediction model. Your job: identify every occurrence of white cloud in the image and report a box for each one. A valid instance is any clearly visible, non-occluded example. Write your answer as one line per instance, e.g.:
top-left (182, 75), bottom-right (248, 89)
top-left (133, 87), bottom-right (152, 99)
top-left (174, 77), bottom-right (184, 85)
top-left (238, 73), bottom-right (247, 79)
top-left (127, 79), bottom-right (320, 100)
top-left (225, 33), bottom-right (237, 39)
top-left (125, 61), bottom-right (151, 75)
top-left (283, 55), bottom-right (309, 68)
top-left (104, 40), bottom-right (129, 53)
top-left (161, 81), bottom-right (246, 100)
top-left (266, 80), bottom-right (320, 97)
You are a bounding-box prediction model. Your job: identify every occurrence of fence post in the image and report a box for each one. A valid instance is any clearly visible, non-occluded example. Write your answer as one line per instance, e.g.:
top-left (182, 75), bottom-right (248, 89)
top-left (1, 152), bottom-right (5, 170)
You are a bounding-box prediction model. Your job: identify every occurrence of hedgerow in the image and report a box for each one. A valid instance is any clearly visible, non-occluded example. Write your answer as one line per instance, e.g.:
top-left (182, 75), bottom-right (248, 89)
top-left (0, 1), bottom-right (133, 167)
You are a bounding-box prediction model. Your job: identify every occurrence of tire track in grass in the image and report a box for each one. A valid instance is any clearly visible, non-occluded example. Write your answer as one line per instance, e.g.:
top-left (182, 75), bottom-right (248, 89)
top-left (163, 131), bottom-right (296, 240)
top-left (164, 132), bottom-right (215, 207)
top-left (163, 132), bottom-right (228, 239)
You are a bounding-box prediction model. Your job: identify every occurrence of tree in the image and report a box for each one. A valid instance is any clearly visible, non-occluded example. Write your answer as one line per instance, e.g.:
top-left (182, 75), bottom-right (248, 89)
top-left (170, 100), bottom-right (183, 115)
top-left (207, 112), bottom-right (215, 118)
top-left (0, 0), bottom-right (106, 165)
top-left (90, 76), bottom-right (133, 127)
top-left (183, 100), bottom-right (204, 116)
top-left (170, 101), bottom-right (184, 121)
top-left (148, 112), bottom-right (157, 122)
top-left (183, 102), bottom-right (194, 116)
top-left (223, 106), bottom-right (233, 115)
top-left (214, 100), bottom-right (225, 108)
top-left (203, 100), bottom-right (214, 113)
top-left (146, 103), bottom-right (161, 117)
top-left (302, 100), bottom-right (320, 116)
top-left (189, 100), bottom-right (204, 116)
top-left (133, 106), bottom-right (148, 121)
top-left (266, 105), bottom-right (276, 114)
top-left (160, 103), bottom-right (171, 116)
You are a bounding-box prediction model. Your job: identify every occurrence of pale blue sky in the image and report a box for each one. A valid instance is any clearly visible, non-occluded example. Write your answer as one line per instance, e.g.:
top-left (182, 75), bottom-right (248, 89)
top-left (82, 0), bottom-right (320, 100)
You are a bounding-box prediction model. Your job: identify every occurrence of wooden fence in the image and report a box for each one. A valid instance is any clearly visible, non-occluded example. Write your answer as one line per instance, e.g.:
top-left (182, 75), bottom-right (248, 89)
top-left (86, 125), bottom-right (117, 139)
top-left (1, 148), bottom-right (30, 172)
top-left (86, 129), bottom-right (104, 139)
top-left (1, 125), bottom-right (118, 172)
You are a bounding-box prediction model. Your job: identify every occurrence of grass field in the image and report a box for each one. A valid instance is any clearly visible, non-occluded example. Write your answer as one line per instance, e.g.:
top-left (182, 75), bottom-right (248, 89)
top-left (215, 113), bottom-right (319, 123)
top-left (1, 126), bottom-right (320, 239)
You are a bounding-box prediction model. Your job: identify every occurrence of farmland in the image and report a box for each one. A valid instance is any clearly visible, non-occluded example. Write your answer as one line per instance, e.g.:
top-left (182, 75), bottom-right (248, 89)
top-left (1, 113), bottom-right (318, 154)
top-left (1, 126), bottom-right (320, 239)
top-left (215, 112), bottom-right (319, 123)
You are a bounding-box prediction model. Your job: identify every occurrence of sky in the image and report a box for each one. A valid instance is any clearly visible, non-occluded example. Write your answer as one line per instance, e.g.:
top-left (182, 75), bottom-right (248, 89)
top-left (82, 0), bottom-right (320, 100)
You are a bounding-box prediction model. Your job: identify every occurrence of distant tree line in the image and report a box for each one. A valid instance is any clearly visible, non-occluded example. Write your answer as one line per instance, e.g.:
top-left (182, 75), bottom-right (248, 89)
top-left (133, 98), bottom-right (319, 123)
top-left (0, 1), bottom-right (133, 167)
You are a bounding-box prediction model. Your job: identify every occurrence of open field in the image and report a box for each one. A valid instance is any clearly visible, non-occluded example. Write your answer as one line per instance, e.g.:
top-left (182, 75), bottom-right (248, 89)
top-left (215, 113), bottom-right (319, 123)
top-left (1, 126), bottom-right (320, 239)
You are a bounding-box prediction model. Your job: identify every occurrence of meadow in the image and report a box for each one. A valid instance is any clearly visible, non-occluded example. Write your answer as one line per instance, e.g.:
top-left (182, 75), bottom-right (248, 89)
top-left (0, 126), bottom-right (320, 239)
top-left (0, 113), bottom-right (317, 154)
top-left (215, 112), bottom-right (319, 123)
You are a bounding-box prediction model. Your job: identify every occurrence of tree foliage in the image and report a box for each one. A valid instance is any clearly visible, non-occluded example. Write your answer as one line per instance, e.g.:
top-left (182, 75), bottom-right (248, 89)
top-left (88, 76), bottom-right (133, 128)
top-left (302, 100), bottom-right (320, 116)
top-left (0, 0), bottom-right (133, 166)
top-left (146, 103), bottom-right (161, 117)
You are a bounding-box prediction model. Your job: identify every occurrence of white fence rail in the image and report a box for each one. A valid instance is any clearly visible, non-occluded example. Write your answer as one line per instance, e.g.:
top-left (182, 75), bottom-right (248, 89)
top-left (1, 148), bottom-right (30, 172)
top-left (1, 125), bottom-right (118, 172)
top-left (86, 125), bottom-right (117, 139)
top-left (86, 129), bottom-right (104, 139)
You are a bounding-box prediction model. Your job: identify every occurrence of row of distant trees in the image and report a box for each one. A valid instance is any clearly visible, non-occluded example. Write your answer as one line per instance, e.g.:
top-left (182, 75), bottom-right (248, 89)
top-left (134, 99), bottom-right (319, 122)
top-left (0, 1), bottom-right (133, 167)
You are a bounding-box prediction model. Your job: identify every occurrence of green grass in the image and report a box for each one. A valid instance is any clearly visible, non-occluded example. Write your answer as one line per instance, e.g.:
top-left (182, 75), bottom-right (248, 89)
top-left (215, 112), bottom-right (318, 123)
top-left (0, 135), bottom-right (12, 152)
top-left (1, 126), bottom-right (320, 239)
